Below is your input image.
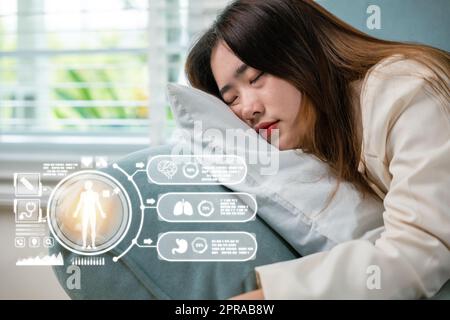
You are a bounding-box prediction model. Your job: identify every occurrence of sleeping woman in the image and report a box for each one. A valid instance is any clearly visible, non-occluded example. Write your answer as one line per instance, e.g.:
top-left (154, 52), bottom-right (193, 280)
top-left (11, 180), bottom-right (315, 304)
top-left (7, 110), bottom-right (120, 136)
top-left (185, 0), bottom-right (450, 299)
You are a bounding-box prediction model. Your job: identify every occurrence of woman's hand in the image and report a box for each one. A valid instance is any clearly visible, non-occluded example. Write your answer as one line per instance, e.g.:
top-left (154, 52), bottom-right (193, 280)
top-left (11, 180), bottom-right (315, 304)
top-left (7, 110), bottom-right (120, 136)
top-left (229, 289), bottom-right (265, 300)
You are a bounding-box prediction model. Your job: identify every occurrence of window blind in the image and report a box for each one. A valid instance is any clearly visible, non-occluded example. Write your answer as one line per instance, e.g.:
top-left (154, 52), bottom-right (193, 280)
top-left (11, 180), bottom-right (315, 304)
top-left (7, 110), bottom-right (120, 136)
top-left (0, 0), bottom-right (230, 144)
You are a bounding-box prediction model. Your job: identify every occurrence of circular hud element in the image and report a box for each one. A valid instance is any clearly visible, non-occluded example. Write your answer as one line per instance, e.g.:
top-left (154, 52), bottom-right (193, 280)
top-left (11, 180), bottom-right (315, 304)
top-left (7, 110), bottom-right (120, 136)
top-left (47, 171), bottom-right (131, 256)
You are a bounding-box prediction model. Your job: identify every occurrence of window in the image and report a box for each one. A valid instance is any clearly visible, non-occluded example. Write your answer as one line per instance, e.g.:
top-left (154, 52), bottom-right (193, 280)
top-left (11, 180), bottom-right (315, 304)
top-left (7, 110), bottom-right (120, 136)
top-left (0, 0), bottom-right (230, 145)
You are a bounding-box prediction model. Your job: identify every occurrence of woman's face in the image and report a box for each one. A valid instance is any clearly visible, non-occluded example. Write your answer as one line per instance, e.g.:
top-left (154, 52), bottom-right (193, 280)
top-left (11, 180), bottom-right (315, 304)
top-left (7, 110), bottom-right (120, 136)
top-left (210, 41), bottom-right (304, 150)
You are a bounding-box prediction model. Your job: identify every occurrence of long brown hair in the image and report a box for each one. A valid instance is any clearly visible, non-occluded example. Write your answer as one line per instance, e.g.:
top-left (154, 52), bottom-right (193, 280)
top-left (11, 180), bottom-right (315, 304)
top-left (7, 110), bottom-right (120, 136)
top-left (185, 0), bottom-right (450, 195)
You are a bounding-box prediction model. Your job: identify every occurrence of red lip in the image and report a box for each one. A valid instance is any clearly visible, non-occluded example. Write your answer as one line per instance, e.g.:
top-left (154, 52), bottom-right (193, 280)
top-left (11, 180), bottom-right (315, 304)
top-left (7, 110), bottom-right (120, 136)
top-left (255, 120), bottom-right (279, 133)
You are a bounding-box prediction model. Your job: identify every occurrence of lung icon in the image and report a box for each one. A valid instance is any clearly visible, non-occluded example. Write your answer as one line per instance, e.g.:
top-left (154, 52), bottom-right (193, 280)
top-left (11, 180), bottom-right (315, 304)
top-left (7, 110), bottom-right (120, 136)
top-left (173, 199), bottom-right (193, 216)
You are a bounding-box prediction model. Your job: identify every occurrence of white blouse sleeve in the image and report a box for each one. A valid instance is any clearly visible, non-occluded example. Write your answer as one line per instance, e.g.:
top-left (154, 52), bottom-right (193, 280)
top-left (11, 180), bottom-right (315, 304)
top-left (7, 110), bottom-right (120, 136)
top-left (255, 60), bottom-right (450, 299)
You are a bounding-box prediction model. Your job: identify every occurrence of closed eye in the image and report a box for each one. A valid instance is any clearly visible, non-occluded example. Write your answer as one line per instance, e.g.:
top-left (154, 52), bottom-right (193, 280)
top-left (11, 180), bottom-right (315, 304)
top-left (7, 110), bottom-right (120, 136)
top-left (224, 71), bottom-right (264, 106)
top-left (250, 71), bottom-right (265, 84)
top-left (225, 96), bottom-right (238, 106)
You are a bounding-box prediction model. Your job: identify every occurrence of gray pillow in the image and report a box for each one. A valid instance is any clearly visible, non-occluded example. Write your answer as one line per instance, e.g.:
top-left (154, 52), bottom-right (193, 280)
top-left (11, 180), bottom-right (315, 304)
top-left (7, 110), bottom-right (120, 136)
top-left (167, 84), bottom-right (385, 255)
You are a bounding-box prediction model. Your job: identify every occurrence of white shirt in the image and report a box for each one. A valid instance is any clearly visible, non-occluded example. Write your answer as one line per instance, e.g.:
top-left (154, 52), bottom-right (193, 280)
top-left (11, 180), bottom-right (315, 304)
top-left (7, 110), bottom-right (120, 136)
top-left (255, 55), bottom-right (450, 299)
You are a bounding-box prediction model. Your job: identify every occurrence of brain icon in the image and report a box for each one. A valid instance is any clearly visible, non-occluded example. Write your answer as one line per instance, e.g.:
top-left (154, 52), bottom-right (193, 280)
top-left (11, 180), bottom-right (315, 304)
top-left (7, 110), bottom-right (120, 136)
top-left (157, 160), bottom-right (178, 179)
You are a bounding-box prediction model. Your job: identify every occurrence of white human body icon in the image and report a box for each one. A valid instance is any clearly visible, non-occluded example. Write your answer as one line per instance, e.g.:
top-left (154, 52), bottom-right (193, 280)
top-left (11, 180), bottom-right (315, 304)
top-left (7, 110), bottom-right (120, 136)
top-left (73, 181), bottom-right (106, 249)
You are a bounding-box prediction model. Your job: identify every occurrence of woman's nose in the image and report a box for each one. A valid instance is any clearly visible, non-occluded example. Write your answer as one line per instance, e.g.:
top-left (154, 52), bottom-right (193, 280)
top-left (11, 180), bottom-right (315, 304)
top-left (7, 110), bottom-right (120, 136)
top-left (241, 93), bottom-right (264, 121)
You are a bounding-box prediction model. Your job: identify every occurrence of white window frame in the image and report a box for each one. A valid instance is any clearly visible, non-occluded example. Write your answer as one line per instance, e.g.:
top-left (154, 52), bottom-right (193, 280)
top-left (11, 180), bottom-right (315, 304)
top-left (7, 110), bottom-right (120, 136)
top-left (0, 0), bottom-right (231, 206)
